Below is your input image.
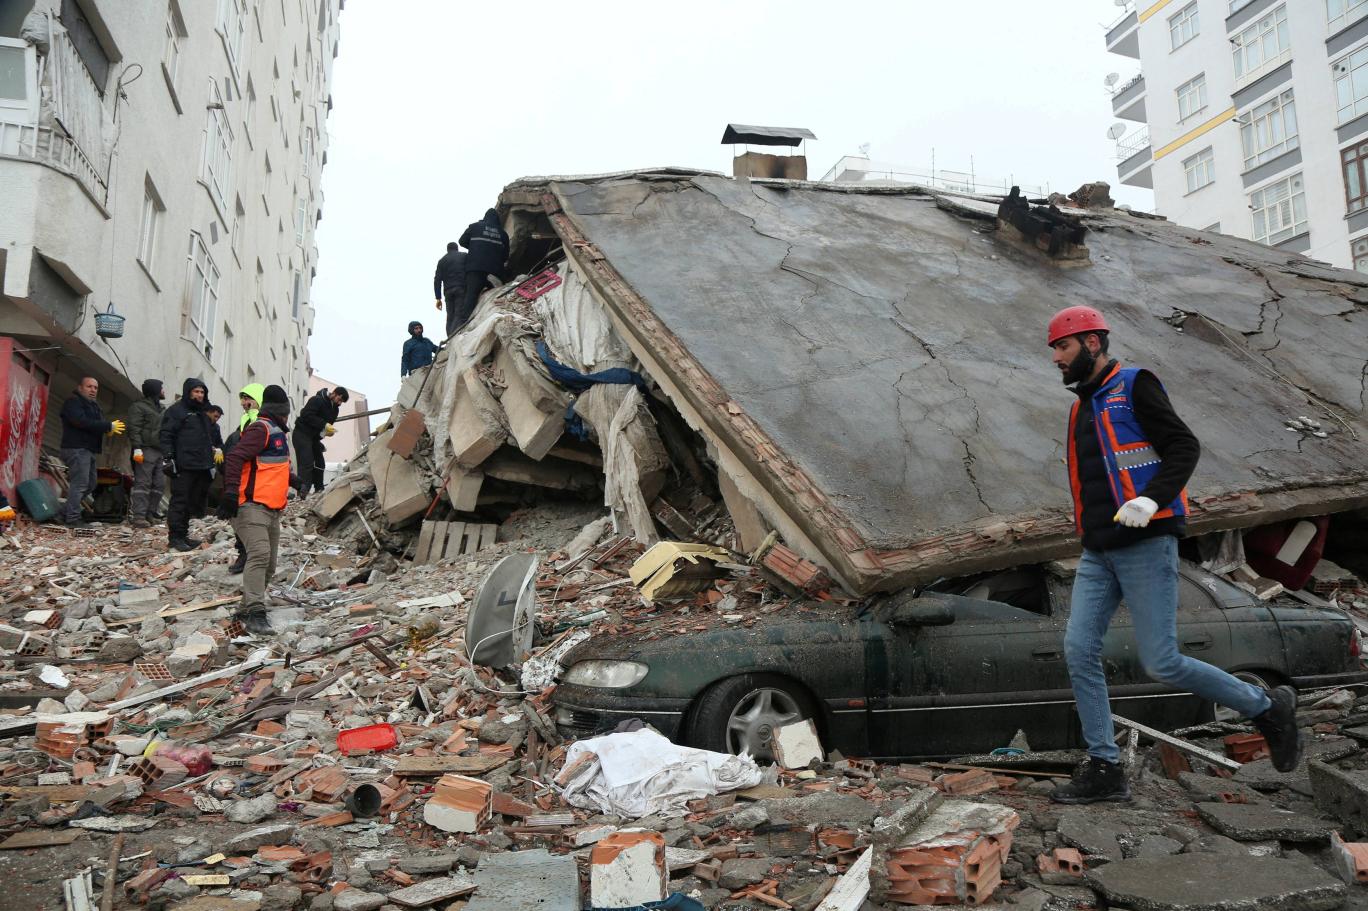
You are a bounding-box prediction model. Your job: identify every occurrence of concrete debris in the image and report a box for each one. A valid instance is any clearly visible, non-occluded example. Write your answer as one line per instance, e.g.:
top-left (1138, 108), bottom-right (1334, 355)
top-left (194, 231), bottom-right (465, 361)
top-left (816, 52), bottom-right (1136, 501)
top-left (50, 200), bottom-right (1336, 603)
top-left (589, 829), bottom-right (667, 907)
top-left (1086, 854), bottom-right (1346, 911)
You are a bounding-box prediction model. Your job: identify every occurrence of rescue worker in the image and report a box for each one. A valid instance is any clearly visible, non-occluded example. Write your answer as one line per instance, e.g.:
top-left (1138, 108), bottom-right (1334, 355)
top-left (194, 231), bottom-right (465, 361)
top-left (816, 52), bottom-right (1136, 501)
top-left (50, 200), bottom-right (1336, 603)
top-left (293, 386), bottom-right (347, 497)
top-left (401, 320), bottom-right (438, 376)
top-left (1046, 306), bottom-right (1300, 804)
top-left (225, 383), bottom-right (265, 574)
top-left (457, 208), bottom-right (509, 327)
top-left (434, 241), bottom-right (467, 337)
top-left (219, 385), bottom-right (297, 635)
top-left (126, 379), bottom-right (166, 527)
top-left (58, 377), bottom-right (124, 527)
top-left (159, 378), bottom-right (215, 552)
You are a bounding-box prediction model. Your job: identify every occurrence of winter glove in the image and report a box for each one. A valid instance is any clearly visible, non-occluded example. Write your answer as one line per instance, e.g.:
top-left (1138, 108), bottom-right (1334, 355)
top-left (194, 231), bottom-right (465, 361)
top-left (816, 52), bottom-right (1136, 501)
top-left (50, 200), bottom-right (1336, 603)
top-left (213, 448), bottom-right (224, 465)
top-left (162, 457), bottom-right (178, 478)
top-left (324, 423), bottom-right (336, 437)
top-left (0, 506), bottom-right (15, 522)
top-left (132, 449), bottom-right (144, 463)
top-left (216, 499), bottom-right (238, 520)
top-left (109, 419), bottom-right (126, 435)
top-left (1114, 496), bottom-right (1159, 528)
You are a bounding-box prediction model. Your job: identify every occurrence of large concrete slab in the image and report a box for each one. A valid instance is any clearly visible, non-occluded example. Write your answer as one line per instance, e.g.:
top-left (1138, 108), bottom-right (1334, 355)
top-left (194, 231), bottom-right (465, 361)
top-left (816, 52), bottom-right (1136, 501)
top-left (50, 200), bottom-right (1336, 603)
top-left (508, 172), bottom-right (1368, 592)
top-left (463, 848), bottom-right (579, 911)
top-left (1195, 801), bottom-right (1334, 842)
top-left (1085, 854), bottom-right (1345, 911)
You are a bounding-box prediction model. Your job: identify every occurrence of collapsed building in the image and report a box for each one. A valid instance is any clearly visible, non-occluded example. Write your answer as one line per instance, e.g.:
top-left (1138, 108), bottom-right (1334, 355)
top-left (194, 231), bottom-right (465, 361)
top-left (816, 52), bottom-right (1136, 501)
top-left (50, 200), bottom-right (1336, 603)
top-left (316, 167), bottom-right (1368, 595)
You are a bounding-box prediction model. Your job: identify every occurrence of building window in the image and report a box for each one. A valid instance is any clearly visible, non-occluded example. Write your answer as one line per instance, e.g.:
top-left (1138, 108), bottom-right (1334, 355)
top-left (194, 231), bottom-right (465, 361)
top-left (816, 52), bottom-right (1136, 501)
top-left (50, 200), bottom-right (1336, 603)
top-left (294, 190), bottom-right (308, 243)
top-left (202, 79), bottom-right (233, 213)
top-left (291, 269), bottom-right (303, 318)
top-left (1249, 173), bottom-right (1307, 245)
top-left (1353, 236), bottom-right (1368, 273)
top-left (301, 125), bottom-right (313, 170)
top-left (221, 324), bottom-right (234, 375)
top-left (0, 38), bottom-right (38, 124)
top-left (162, 3), bottom-right (186, 93)
top-left (1233, 6), bottom-right (1290, 84)
top-left (1329, 0), bottom-right (1368, 34)
top-left (1183, 147), bottom-right (1216, 193)
top-left (232, 196), bottom-right (246, 261)
top-left (1176, 74), bottom-right (1207, 121)
top-left (1203, 222), bottom-right (1222, 233)
top-left (60, 0), bottom-right (111, 90)
top-left (1334, 45), bottom-right (1368, 124)
top-left (1169, 2), bottom-right (1199, 50)
top-left (243, 78), bottom-right (256, 146)
top-left (1343, 140), bottom-right (1368, 213)
top-left (186, 233), bottom-right (220, 361)
top-left (137, 179), bottom-right (165, 272)
top-left (217, 0), bottom-right (248, 83)
top-left (1240, 89), bottom-right (1298, 171)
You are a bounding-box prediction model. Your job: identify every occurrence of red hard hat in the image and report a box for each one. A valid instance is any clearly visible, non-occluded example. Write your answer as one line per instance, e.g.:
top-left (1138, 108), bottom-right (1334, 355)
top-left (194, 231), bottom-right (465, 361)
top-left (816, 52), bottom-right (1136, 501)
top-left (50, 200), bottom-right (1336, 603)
top-left (1047, 306), bottom-right (1109, 346)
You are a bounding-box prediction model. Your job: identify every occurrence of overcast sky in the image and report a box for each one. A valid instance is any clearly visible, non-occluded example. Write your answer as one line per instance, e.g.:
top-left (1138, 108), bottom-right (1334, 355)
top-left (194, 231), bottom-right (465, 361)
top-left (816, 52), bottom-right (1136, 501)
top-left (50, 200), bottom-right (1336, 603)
top-left (309, 0), bottom-right (1152, 409)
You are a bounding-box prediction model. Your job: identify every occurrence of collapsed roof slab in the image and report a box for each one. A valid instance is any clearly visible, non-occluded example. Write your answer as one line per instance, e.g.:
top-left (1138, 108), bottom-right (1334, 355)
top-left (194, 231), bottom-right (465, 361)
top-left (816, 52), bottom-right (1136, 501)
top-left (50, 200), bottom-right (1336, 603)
top-left (501, 171), bottom-right (1368, 594)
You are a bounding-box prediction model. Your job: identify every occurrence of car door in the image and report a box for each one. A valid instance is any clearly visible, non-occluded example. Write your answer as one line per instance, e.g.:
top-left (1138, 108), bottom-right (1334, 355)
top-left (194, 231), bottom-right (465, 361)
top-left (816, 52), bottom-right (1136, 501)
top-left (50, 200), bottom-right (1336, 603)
top-left (865, 593), bottom-right (1076, 760)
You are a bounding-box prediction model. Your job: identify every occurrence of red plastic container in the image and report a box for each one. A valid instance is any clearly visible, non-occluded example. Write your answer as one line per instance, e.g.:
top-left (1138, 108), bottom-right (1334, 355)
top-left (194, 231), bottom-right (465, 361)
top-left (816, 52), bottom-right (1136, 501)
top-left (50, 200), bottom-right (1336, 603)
top-left (336, 723), bottom-right (400, 756)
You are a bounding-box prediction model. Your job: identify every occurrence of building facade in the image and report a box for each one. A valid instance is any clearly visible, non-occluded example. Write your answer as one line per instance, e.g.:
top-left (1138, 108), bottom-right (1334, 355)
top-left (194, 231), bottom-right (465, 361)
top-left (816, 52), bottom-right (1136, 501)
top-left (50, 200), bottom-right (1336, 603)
top-left (1106, 0), bottom-right (1368, 270)
top-left (0, 0), bottom-right (339, 459)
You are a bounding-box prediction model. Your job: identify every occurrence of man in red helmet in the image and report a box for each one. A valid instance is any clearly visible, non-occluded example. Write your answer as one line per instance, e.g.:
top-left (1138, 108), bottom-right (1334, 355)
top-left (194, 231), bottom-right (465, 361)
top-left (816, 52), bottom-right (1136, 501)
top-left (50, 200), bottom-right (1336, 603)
top-left (1046, 306), bottom-right (1300, 804)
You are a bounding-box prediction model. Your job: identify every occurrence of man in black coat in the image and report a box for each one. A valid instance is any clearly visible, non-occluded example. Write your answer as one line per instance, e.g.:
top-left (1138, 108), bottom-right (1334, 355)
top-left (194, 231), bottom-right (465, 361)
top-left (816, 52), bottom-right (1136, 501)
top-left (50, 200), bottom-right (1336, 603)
top-left (58, 376), bottom-right (124, 526)
top-left (457, 208), bottom-right (509, 328)
top-left (434, 242), bottom-right (467, 338)
top-left (159, 378), bottom-right (215, 551)
top-left (293, 386), bottom-right (348, 497)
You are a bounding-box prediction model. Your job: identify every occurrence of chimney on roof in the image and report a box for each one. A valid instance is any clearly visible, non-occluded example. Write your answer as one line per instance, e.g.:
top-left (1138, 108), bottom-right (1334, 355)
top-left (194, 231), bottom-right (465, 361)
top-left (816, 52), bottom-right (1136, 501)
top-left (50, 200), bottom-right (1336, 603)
top-left (722, 124), bottom-right (816, 180)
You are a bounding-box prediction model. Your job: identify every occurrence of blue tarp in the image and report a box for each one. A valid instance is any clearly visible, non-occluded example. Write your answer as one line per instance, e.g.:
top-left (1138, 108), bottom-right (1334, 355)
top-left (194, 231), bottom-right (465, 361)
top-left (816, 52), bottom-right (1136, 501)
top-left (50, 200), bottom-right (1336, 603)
top-left (536, 340), bottom-right (648, 441)
top-left (592, 894), bottom-right (707, 911)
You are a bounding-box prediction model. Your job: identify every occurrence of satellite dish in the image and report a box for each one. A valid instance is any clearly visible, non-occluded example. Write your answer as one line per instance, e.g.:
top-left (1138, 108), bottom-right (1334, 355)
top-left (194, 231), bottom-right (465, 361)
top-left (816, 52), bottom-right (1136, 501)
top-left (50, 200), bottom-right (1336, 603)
top-left (465, 553), bottom-right (539, 668)
top-left (1107, 123), bottom-right (1127, 140)
top-left (1105, 73), bottom-right (1120, 87)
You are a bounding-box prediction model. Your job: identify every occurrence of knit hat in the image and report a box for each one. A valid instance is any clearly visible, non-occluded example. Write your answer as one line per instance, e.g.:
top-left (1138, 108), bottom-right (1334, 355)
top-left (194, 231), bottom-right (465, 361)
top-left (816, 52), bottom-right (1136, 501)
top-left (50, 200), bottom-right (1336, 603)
top-left (141, 379), bottom-right (163, 398)
top-left (263, 384), bottom-right (288, 405)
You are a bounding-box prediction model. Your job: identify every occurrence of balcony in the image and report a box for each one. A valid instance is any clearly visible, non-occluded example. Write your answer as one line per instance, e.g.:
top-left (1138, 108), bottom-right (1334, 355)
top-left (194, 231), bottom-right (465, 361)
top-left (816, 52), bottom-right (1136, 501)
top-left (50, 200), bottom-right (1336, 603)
top-left (1111, 74), bottom-right (1147, 122)
top-left (1115, 128), bottom-right (1153, 189)
top-left (1106, 8), bottom-right (1140, 59)
top-left (0, 122), bottom-right (108, 207)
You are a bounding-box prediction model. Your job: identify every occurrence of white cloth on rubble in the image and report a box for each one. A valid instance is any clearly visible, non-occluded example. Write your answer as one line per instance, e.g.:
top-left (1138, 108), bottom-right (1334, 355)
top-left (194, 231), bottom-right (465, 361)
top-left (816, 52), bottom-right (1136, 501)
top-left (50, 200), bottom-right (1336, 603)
top-left (557, 728), bottom-right (762, 818)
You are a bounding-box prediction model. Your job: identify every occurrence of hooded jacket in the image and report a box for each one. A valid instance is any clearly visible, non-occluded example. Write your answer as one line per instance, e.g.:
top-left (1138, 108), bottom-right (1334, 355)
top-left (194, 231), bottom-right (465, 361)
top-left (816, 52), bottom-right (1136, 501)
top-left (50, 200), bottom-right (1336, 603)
top-left (127, 380), bottom-right (165, 450)
top-left (59, 391), bottom-right (112, 453)
top-left (434, 248), bottom-right (467, 300)
top-left (401, 321), bottom-right (439, 376)
top-left (458, 208), bottom-right (510, 276)
top-left (238, 382), bottom-right (265, 432)
top-left (295, 388), bottom-right (340, 440)
top-left (159, 378), bottom-right (215, 471)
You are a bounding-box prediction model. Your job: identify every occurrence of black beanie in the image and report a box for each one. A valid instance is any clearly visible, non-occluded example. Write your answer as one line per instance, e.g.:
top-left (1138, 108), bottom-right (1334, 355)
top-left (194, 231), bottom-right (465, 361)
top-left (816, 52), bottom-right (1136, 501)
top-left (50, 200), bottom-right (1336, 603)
top-left (141, 379), bottom-right (163, 398)
top-left (263, 384), bottom-right (288, 405)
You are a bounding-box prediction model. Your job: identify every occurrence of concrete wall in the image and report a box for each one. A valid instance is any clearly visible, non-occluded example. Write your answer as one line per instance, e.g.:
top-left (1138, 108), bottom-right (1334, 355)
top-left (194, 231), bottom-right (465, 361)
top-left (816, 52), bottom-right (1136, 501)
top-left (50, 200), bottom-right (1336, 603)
top-left (0, 0), bottom-right (340, 465)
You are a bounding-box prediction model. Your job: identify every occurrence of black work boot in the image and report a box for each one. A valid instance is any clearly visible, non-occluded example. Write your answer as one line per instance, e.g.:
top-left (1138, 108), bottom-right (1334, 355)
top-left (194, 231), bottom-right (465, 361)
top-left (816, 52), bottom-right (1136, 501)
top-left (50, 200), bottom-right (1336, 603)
top-left (235, 609), bottom-right (273, 636)
top-left (1252, 685), bottom-right (1302, 773)
top-left (168, 536), bottom-right (196, 552)
top-left (1051, 757), bottom-right (1131, 805)
top-left (227, 554), bottom-right (246, 575)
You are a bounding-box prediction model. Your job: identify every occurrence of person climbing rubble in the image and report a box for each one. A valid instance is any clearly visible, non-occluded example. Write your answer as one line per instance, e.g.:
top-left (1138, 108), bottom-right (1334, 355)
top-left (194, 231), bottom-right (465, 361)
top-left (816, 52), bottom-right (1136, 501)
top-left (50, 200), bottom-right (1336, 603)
top-left (126, 378), bottom-right (166, 528)
top-left (1046, 305), bottom-right (1301, 804)
top-left (457, 207), bottom-right (509, 328)
top-left (401, 320), bottom-right (438, 376)
top-left (293, 385), bottom-right (347, 497)
top-left (433, 241), bottom-right (467, 338)
top-left (218, 384), bottom-right (298, 635)
top-left (159, 377), bottom-right (215, 553)
top-left (57, 376), bottom-right (123, 528)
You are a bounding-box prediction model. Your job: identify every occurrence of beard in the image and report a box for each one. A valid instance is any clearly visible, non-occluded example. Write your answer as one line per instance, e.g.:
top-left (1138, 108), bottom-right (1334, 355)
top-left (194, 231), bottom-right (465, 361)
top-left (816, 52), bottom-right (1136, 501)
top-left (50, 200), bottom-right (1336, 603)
top-left (1060, 346), bottom-right (1097, 386)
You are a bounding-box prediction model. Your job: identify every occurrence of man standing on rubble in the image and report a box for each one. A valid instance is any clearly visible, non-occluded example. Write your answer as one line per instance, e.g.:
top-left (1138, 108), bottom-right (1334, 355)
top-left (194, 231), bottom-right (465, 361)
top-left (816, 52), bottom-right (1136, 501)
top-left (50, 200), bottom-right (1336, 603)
top-left (293, 385), bottom-right (347, 497)
top-left (126, 379), bottom-right (166, 527)
top-left (159, 378), bottom-right (215, 552)
top-left (457, 208), bottom-right (509, 328)
top-left (1046, 306), bottom-right (1301, 804)
top-left (57, 376), bottom-right (124, 527)
top-left (219, 384), bottom-right (298, 635)
top-left (434, 241), bottom-right (467, 338)
top-left (224, 383), bottom-right (266, 575)
top-left (401, 321), bottom-right (438, 376)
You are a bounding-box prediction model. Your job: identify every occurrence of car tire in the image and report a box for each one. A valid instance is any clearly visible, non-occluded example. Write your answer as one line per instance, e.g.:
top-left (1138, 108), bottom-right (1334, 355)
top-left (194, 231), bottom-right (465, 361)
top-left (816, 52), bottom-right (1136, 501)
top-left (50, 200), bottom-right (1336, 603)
top-left (685, 673), bottom-right (820, 762)
top-left (1210, 670), bottom-right (1282, 723)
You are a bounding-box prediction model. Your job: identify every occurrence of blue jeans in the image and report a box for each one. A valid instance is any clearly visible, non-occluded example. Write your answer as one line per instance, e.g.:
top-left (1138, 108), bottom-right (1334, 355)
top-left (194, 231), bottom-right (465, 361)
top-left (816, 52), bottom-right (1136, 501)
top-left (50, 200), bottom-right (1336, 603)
top-left (59, 447), bottom-right (96, 523)
top-left (1064, 535), bottom-right (1272, 763)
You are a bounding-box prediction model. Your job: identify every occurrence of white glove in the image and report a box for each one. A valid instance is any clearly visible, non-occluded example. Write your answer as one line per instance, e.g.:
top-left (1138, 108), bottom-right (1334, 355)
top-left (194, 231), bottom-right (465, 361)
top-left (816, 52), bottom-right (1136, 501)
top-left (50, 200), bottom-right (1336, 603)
top-left (1114, 496), bottom-right (1159, 528)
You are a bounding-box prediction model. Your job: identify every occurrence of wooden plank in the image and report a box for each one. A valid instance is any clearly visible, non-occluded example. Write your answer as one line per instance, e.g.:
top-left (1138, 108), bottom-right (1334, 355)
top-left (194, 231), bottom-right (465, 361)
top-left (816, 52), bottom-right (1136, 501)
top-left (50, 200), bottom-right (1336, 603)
top-left (815, 846), bottom-right (871, 911)
top-left (415, 521), bottom-right (436, 567)
top-left (461, 522), bottom-right (481, 555)
top-left (105, 596), bottom-right (239, 626)
top-left (394, 754), bottom-right (511, 777)
top-left (0, 784), bottom-right (96, 802)
top-left (104, 658), bottom-right (269, 712)
top-left (477, 523), bottom-right (497, 551)
top-left (0, 828), bottom-right (85, 849)
top-left (1110, 713), bottom-right (1241, 771)
top-left (444, 521), bottom-right (468, 559)
top-left (427, 521), bottom-right (449, 564)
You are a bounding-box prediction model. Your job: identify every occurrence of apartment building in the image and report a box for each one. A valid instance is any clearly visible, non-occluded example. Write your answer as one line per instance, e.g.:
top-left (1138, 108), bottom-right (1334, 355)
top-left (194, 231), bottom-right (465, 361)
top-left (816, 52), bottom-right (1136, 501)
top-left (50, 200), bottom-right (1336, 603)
top-left (1105, 0), bottom-right (1368, 270)
top-left (0, 0), bottom-right (340, 461)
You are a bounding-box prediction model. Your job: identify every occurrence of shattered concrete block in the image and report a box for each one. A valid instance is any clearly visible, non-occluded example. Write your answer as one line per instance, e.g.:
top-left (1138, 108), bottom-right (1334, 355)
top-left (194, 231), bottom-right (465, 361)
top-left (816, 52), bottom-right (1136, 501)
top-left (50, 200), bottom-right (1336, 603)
top-left (117, 587), bottom-right (161, 608)
top-left (483, 448), bottom-right (599, 492)
top-left (448, 368), bottom-right (507, 468)
top-left (1310, 761), bottom-right (1368, 831)
top-left (881, 799), bottom-right (1018, 907)
top-left (314, 481), bottom-right (359, 521)
top-left (589, 830), bottom-right (668, 908)
top-left (773, 719), bottom-right (823, 769)
top-left (423, 773), bottom-right (493, 833)
top-left (129, 754), bottom-right (188, 790)
top-left (1087, 854), bottom-right (1345, 910)
top-left (367, 430), bottom-right (430, 526)
top-left (445, 463), bottom-right (485, 512)
top-left (495, 343), bottom-right (565, 461)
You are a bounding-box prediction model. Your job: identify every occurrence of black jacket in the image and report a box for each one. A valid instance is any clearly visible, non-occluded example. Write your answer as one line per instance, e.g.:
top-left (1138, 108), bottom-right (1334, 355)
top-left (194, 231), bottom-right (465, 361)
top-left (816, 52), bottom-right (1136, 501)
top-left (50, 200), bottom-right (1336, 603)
top-left (159, 378), bottom-right (215, 471)
top-left (458, 209), bottom-right (509, 276)
top-left (1070, 361), bottom-right (1200, 551)
top-left (295, 389), bottom-right (339, 440)
top-left (434, 249), bottom-right (467, 299)
top-left (59, 393), bottom-right (112, 453)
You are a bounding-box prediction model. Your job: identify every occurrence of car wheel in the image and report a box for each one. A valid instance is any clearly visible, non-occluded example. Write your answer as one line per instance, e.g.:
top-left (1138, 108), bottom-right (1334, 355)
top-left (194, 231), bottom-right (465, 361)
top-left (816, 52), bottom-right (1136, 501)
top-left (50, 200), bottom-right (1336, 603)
top-left (1211, 670), bottom-right (1279, 723)
top-left (685, 674), bottom-right (819, 762)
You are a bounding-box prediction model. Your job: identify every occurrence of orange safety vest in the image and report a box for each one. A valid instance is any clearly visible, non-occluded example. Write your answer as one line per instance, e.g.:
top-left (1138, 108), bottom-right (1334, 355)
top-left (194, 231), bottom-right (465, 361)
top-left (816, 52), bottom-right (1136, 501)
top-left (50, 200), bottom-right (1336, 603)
top-left (238, 418), bottom-right (291, 509)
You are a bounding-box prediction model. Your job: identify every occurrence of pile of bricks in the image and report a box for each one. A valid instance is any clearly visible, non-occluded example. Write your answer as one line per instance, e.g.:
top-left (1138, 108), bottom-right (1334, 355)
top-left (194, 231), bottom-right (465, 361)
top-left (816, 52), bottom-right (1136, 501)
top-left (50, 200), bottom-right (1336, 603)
top-left (757, 540), bottom-right (832, 597)
top-left (1223, 732), bottom-right (1269, 763)
top-left (422, 774), bottom-right (493, 833)
top-left (884, 801), bottom-right (1019, 906)
top-left (934, 768), bottom-right (1000, 797)
top-left (35, 712), bottom-right (112, 760)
